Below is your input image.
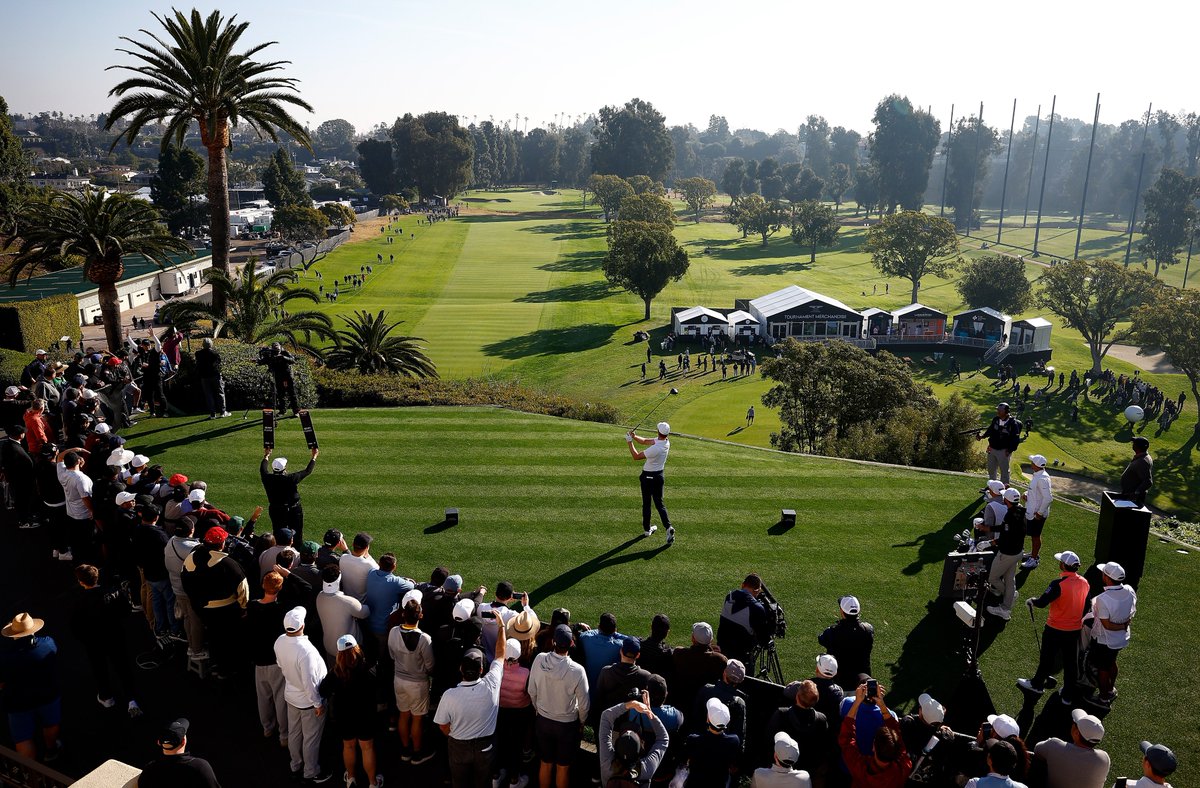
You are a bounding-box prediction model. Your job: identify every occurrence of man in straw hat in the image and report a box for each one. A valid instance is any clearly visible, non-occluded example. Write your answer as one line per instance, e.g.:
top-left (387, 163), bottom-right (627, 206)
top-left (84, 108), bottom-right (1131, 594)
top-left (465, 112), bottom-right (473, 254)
top-left (0, 612), bottom-right (62, 761)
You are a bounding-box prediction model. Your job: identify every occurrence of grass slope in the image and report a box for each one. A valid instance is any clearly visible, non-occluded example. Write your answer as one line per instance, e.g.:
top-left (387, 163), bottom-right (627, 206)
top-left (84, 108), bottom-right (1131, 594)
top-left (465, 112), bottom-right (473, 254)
top-left (123, 407), bottom-right (1197, 779)
top-left (286, 190), bottom-right (1197, 513)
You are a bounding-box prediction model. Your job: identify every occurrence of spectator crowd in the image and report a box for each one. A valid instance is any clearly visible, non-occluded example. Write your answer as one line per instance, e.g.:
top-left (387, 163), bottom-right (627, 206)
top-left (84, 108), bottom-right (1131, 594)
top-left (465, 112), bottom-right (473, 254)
top-left (0, 346), bottom-right (1180, 788)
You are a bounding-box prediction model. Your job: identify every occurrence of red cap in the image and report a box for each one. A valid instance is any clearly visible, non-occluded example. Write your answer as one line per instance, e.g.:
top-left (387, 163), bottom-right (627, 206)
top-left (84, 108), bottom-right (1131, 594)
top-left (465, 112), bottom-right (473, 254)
top-left (168, 473), bottom-right (188, 486)
top-left (203, 526), bottom-right (229, 546)
top-left (106, 357), bottom-right (121, 366)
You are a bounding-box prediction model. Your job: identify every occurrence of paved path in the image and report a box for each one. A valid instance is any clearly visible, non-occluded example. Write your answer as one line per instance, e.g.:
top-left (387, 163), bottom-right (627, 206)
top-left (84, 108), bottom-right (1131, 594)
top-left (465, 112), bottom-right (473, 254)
top-left (1105, 344), bottom-right (1182, 375)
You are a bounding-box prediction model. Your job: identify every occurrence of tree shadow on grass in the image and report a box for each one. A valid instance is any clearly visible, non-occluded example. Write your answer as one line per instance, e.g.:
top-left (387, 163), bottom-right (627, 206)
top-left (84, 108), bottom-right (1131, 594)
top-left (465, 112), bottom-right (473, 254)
top-left (520, 222), bottom-right (606, 241)
top-left (894, 498), bottom-right (982, 576)
top-left (482, 323), bottom-right (622, 359)
top-left (514, 281), bottom-right (615, 303)
top-left (537, 252), bottom-right (605, 273)
top-left (135, 419), bottom-right (259, 456)
top-left (731, 261), bottom-right (814, 277)
top-left (528, 536), bottom-right (669, 606)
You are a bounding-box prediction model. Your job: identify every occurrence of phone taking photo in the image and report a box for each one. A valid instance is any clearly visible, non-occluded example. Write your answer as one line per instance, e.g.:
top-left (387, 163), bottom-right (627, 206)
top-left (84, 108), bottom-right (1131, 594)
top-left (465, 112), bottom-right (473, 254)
top-left (866, 679), bottom-right (878, 700)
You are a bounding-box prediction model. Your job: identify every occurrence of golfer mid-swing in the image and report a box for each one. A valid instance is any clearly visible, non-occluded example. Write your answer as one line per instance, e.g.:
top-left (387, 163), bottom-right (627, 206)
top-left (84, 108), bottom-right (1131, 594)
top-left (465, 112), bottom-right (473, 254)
top-left (627, 422), bottom-right (674, 545)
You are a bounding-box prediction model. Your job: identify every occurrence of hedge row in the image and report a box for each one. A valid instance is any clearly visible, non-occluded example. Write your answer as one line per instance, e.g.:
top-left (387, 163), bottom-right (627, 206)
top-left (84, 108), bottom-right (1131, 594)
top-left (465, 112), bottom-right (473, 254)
top-left (313, 370), bottom-right (619, 424)
top-left (171, 339), bottom-right (318, 411)
top-left (2, 338), bottom-right (618, 425)
top-left (0, 294), bottom-right (79, 353)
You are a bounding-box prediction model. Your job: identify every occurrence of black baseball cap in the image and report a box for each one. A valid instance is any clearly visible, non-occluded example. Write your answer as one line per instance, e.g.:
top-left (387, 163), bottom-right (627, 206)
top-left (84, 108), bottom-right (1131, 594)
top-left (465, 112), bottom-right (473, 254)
top-left (323, 528), bottom-right (343, 547)
top-left (1140, 741), bottom-right (1177, 775)
top-left (159, 718), bottom-right (189, 748)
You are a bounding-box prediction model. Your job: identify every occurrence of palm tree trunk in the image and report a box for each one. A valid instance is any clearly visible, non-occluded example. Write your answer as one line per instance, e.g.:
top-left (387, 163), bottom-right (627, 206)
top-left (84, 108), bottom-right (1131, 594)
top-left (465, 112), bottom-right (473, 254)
top-left (97, 280), bottom-right (124, 353)
top-left (206, 141), bottom-right (232, 317)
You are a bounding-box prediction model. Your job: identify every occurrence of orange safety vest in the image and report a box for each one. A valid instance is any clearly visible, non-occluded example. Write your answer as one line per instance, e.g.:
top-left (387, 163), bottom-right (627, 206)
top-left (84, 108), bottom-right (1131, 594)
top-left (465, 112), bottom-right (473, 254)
top-left (1047, 572), bottom-right (1089, 631)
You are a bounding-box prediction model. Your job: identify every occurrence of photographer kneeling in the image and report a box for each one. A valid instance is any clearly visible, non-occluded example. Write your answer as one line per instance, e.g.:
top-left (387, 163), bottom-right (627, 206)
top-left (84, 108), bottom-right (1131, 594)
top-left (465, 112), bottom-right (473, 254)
top-left (717, 574), bottom-right (772, 666)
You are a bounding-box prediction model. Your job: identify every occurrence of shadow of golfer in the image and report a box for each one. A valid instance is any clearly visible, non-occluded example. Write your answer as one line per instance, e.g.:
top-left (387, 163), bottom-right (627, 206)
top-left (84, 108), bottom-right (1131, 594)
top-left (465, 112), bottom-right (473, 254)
top-left (528, 536), bottom-right (669, 607)
top-left (894, 499), bottom-right (981, 576)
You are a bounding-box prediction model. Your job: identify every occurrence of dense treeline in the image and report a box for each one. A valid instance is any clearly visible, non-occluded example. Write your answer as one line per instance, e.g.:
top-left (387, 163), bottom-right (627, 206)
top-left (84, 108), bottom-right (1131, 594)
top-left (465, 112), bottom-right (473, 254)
top-left (12, 96), bottom-right (1200, 224)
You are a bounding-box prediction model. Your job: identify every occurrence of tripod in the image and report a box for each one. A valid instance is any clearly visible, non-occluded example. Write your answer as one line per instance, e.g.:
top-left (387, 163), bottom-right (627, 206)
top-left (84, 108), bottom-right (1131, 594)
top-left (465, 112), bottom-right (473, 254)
top-left (749, 639), bottom-right (784, 685)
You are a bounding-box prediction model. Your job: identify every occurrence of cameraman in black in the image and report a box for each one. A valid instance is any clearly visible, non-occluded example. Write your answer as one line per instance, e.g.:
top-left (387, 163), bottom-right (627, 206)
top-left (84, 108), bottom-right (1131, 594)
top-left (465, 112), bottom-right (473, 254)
top-left (256, 342), bottom-right (300, 417)
top-left (717, 573), bottom-right (771, 665)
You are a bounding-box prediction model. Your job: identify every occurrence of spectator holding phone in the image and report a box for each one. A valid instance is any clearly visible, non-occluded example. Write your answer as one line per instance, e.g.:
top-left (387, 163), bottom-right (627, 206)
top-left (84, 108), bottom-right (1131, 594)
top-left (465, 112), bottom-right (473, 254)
top-left (839, 681), bottom-right (910, 787)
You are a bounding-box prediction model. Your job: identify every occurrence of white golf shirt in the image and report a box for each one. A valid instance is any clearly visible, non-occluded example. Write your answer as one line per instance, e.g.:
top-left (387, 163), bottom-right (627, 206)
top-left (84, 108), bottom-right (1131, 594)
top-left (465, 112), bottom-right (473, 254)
top-left (274, 632), bottom-right (327, 709)
top-left (57, 462), bottom-right (93, 520)
top-left (642, 438), bottom-right (670, 472)
top-left (1091, 584), bottom-right (1136, 649)
top-left (1025, 468), bottom-right (1052, 520)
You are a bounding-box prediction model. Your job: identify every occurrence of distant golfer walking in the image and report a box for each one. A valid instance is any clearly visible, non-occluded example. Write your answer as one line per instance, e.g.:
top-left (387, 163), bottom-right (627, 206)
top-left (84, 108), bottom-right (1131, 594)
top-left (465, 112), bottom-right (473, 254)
top-left (746, 406), bottom-right (755, 427)
top-left (627, 422), bottom-right (674, 546)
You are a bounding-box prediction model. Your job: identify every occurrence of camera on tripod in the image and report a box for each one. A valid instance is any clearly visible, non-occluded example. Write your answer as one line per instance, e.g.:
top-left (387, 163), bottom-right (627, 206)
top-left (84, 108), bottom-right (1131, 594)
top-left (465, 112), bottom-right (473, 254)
top-left (758, 582), bottom-right (787, 641)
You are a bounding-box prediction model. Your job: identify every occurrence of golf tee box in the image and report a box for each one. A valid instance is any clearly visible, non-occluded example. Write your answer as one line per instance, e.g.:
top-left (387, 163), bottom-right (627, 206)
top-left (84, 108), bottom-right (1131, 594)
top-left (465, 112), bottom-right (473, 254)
top-left (262, 409), bottom-right (275, 449)
top-left (444, 508), bottom-right (459, 525)
top-left (780, 509), bottom-right (796, 526)
top-left (299, 409), bottom-right (318, 449)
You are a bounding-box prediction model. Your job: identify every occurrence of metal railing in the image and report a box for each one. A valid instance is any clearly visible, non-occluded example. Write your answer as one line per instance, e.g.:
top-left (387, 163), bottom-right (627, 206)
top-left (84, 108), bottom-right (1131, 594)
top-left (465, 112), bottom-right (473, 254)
top-left (0, 746), bottom-right (74, 788)
top-left (874, 334), bottom-right (998, 349)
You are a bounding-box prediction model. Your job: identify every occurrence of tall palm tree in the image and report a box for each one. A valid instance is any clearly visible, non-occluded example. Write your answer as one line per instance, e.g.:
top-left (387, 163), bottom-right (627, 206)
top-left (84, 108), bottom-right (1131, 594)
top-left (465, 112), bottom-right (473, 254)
top-left (105, 9), bottom-right (312, 316)
top-left (325, 310), bottom-right (438, 378)
top-left (160, 263), bottom-right (333, 356)
top-left (9, 189), bottom-right (191, 352)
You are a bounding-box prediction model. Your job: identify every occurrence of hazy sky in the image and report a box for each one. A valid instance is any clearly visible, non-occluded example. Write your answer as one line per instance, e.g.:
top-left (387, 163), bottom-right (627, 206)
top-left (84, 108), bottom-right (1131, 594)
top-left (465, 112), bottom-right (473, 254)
top-left (1, 0), bottom-right (1187, 138)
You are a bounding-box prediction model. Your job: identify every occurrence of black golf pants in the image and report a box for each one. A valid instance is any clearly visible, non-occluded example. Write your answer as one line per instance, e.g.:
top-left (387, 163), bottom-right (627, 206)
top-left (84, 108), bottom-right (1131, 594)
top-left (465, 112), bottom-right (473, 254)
top-left (640, 470), bottom-right (670, 530)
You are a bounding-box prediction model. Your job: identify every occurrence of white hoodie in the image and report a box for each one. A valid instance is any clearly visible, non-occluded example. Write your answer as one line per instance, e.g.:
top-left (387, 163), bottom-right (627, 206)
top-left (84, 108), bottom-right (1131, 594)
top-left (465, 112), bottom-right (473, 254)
top-left (527, 651), bottom-right (590, 724)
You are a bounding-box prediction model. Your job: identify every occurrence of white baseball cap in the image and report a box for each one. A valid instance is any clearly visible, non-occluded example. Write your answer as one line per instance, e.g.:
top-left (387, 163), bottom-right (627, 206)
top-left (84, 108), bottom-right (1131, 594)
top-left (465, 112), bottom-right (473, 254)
top-left (986, 480), bottom-right (1006, 495)
top-left (505, 638), bottom-right (522, 661)
top-left (1097, 562), bottom-right (1126, 582)
top-left (816, 654), bottom-right (838, 678)
top-left (656, 421), bottom-right (670, 435)
top-left (402, 589), bottom-right (423, 609)
top-left (972, 517), bottom-right (984, 527)
top-left (283, 607), bottom-right (306, 632)
top-left (1029, 454), bottom-right (1047, 468)
top-left (94, 423), bottom-right (111, 435)
top-left (188, 489), bottom-right (205, 503)
top-left (272, 457), bottom-right (287, 472)
top-left (918, 693), bottom-right (945, 724)
top-left (452, 598), bottom-right (476, 621)
top-left (35, 349), bottom-right (46, 356)
top-left (132, 454), bottom-right (149, 467)
top-left (115, 491), bottom-right (137, 505)
top-left (987, 713), bottom-right (1019, 739)
top-left (81, 389), bottom-right (97, 400)
top-left (839, 596), bottom-right (861, 616)
top-left (706, 697), bottom-right (731, 728)
top-left (773, 731), bottom-right (800, 765)
top-left (1054, 550), bottom-right (1081, 568)
top-left (1071, 709), bottom-right (1105, 743)
top-left (337, 634), bottom-right (358, 652)
top-left (4, 386), bottom-right (19, 398)
top-left (1002, 488), bottom-right (1021, 503)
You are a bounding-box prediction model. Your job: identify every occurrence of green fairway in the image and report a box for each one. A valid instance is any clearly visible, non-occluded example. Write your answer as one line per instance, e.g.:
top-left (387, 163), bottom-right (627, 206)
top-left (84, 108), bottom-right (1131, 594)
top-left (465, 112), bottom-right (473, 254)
top-left (122, 407), bottom-right (1199, 779)
top-left (282, 189), bottom-right (1198, 514)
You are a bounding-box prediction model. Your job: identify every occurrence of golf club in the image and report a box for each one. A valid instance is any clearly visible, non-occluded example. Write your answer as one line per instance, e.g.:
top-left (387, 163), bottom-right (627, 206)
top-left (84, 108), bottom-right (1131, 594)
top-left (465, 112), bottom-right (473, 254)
top-left (1028, 601), bottom-right (1040, 650)
top-left (631, 388), bottom-right (679, 434)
